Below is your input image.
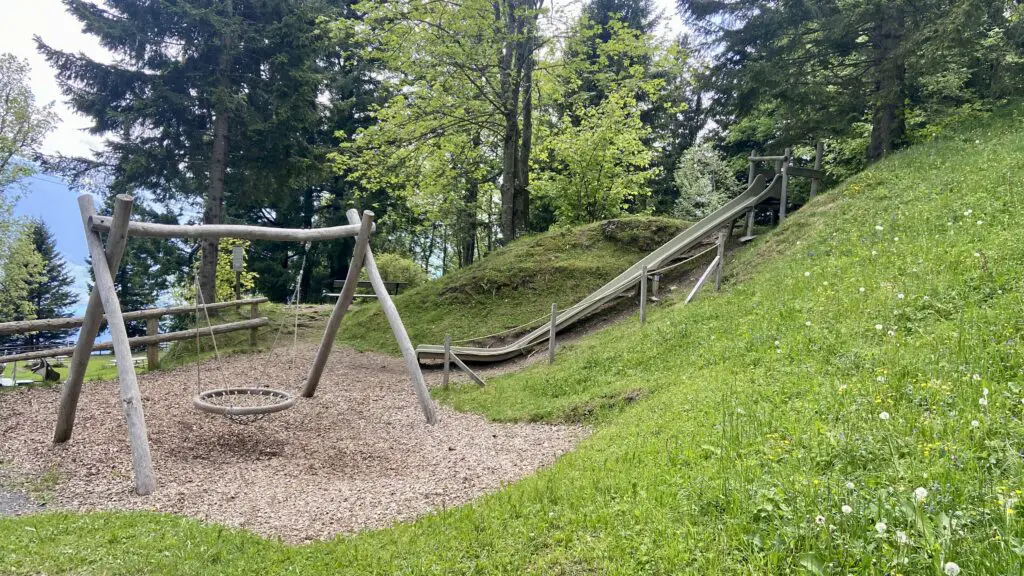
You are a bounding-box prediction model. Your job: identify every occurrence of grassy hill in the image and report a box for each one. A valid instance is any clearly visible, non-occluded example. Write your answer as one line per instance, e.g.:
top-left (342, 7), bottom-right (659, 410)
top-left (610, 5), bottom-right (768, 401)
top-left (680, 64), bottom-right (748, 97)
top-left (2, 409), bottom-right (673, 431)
top-left (335, 216), bottom-right (688, 353)
top-left (4, 106), bottom-right (1024, 574)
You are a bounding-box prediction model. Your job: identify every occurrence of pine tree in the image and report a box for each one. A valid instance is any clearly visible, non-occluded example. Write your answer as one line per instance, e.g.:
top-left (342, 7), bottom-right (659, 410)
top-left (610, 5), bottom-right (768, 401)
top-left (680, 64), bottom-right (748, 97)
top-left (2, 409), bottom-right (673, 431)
top-left (18, 220), bottom-right (77, 348)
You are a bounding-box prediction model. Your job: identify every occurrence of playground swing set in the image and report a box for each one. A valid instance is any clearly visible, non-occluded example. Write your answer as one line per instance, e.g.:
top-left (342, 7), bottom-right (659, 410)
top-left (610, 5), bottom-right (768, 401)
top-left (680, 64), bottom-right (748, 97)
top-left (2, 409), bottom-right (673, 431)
top-left (54, 194), bottom-right (436, 495)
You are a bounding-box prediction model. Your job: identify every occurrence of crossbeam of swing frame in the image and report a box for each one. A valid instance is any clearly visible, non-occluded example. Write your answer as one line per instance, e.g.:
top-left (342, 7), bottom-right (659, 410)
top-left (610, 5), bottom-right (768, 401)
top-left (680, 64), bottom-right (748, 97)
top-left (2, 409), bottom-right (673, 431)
top-left (56, 193), bottom-right (438, 496)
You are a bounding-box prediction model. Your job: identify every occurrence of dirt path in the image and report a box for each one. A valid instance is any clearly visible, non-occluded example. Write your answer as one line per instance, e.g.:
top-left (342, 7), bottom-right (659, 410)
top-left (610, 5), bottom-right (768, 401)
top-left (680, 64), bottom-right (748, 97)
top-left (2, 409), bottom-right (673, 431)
top-left (0, 345), bottom-right (587, 542)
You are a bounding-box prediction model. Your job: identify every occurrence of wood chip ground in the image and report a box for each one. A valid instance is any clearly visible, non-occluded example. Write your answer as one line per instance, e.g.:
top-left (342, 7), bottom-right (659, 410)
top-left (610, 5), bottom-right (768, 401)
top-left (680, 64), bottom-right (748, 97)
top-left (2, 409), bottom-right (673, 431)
top-left (0, 344), bottom-right (587, 542)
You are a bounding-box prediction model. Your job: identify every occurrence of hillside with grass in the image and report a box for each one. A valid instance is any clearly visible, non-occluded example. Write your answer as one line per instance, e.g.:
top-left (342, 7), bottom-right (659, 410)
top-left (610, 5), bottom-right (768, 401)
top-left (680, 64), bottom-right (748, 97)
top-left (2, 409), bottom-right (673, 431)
top-left (336, 217), bottom-right (689, 353)
top-left (4, 107), bottom-right (1024, 574)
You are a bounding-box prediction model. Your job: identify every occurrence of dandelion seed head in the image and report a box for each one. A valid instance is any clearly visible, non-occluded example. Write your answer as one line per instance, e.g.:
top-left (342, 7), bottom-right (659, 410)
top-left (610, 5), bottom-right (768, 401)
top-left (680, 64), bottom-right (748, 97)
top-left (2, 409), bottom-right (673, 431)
top-left (977, 220), bottom-right (984, 225)
top-left (979, 397), bottom-right (988, 407)
top-left (879, 411), bottom-right (890, 421)
top-left (887, 330), bottom-right (895, 337)
top-left (815, 515), bottom-right (826, 525)
top-left (845, 481), bottom-right (855, 489)
top-left (875, 521), bottom-right (887, 534)
top-left (841, 504), bottom-right (852, 514)
top-left (943, 561), bottom-right (960, 576)
top-left (897, 293), bottom-right (905, 299)
top-left (875, 324), bottom-right (884, 331)
top-left (971, 420), bottom-right (980, 428)
top-left (914, 487), bottom-right (928, 502)
top-left (806, 320), bottom-right (812, 326)
top-left (804, 271), bottom-right (811, 277)
top-left (896, 530), bottom-right (908, 544)
top-left (859, 287), bottom-right (865, 293)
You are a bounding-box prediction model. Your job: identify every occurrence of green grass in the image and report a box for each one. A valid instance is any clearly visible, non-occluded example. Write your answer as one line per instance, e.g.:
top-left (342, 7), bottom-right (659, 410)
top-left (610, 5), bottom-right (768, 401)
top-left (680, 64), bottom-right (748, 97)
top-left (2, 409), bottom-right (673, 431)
top-left (1, 354), bottom-right (132, 388)
top-left (4, 106), bottom-right (1024, 574)
top-left (334, 217), bottom-right (689, 353)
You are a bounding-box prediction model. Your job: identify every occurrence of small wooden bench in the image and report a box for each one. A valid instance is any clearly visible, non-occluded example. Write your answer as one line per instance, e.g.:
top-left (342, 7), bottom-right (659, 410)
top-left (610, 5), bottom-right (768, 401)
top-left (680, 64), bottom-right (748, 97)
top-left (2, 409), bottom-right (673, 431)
top-left (324, 280), bottom-right (408, 300)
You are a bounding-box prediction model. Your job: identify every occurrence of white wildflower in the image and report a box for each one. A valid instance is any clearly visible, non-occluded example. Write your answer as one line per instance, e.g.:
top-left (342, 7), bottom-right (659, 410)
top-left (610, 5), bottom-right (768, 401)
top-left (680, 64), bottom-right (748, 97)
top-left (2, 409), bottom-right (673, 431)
top-left (877, 375), bottom-right (886, 383)
top-left (845, 481), bottom-right (855, 489)
top-left (979, 397), bottom-right (988, 407)
top-left (875, 521), bottom-right (887, 534)
top-left (875, 324), bottom-right (884, 331)
top-left (972, 374), bottom-right (982, 381)
top-left (983, 388), bottom-right (989, 397)
top-left (859, 287), bottom-right (866, 293)
top-left (887, 330), bottom-right (895, 337)
top-left (879, 411), bottom-right (890, 421)
top-left (971, 420), bottom-right (980, 428)
top-left (815, 515), bottom-right (826, 525)
top-left (774, 340), bottom-right (781, 347)
top-left (893, 237), bottom-right (899, 242)
top-left (805, 271), bottom-right (811, 277)
top-left (806, 320), bottom-right (812, 326)
top-left (964, 209), bottom-right (973, 216)
top-left (875, 225), bottom-right (884, 231)
top-left (977, 220), bottom-right (983, 225)
top-left (943, 561), bottom-right (960, 576)
top-left (895, 530), bottom-right (909, 544)
top-left (841, 504), bottom-right (853, 514)
top-left (914, 487), bottom-right (928, 502)
top-left (897, 293), bottom-right (905, 299)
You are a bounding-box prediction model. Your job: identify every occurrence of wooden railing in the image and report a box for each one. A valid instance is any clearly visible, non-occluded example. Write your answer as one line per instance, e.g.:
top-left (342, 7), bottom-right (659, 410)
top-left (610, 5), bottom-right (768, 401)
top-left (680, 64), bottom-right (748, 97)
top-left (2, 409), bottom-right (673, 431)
top-left (0, 297), bottom-right (269, 369)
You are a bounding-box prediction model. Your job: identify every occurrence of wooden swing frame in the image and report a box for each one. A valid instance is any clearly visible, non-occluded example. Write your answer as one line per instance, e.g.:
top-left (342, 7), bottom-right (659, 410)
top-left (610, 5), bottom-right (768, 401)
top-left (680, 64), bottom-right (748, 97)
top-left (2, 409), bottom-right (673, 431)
top-left (54, 194), bottom-right (437, 496)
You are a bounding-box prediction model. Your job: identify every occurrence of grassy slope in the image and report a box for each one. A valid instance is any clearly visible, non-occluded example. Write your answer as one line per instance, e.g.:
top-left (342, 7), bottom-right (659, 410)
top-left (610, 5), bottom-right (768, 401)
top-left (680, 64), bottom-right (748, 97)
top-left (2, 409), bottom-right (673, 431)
top-left (4, 108), bottom-right (1024, 574)
top-left (334, 217), bottom-right (688, 353)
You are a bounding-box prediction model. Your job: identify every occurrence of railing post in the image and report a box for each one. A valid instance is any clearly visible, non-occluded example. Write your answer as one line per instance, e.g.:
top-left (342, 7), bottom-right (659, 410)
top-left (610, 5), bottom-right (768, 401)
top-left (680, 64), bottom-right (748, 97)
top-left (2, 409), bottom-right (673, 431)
top-left (145, 318), bottom-right (160, 370)
top-left (810, 141), bottom-right (824, 198)
top-left (780, 147), bottom-right (792, 221)
top-left (640, 265), bottom-right (648, 323)
top-left (715, 229), bottom-right (727, 291)
top-left (249, 301), bottom-right (259, 348)
top-left (652, 274), bottom-right (660, 298)
top-left (548, 304), bottom-right (557, 364)
top-left (443, 334), bottom-right (452, 385)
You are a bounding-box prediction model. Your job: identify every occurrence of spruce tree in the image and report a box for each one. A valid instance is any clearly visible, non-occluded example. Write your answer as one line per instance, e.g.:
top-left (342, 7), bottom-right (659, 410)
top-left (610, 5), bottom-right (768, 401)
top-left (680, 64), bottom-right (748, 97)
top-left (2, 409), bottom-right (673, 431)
top-left (19, 220), bottom-right (77, 348)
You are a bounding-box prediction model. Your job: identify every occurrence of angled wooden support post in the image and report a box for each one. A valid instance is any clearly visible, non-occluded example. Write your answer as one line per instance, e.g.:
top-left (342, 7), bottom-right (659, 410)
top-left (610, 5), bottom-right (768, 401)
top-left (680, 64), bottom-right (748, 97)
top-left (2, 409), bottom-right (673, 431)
top-left (686, 256), bottom-right (721, 304)
top-left (76, 194), bottom-right (156, 495)
top-left (714, 229), bottom-right (727, 291)
top-left (747, 150), bottom-right (757, 186)
top-left (450, 352), bottom-right (485, 387)
top-left (548, 304), bottom-right (557, 365)
top-left (145, 318), bottom-right (160, 370)
top-left (443, 334), bottom-right (452, 386)
top-left (780, 147), bottom-right (792, 221)
top-left (745, 208), bottom-right (756, 239)
top-left (249, 301), bottom-right (259, 348)
top-left (303, 211), bottom-right (374, 399)
top-left (639, 266), bottom-right (648, 323)
top-left (344, 209), bottom-right (437, 423)
top-left (810, 141), bottom-right (824, 198)
top-left (54, 195), bottom-right (133, 444)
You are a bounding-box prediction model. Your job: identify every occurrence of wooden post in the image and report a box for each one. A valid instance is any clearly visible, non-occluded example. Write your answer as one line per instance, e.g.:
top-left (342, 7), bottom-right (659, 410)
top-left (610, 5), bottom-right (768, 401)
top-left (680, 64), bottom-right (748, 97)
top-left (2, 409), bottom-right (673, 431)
top-left (249, 301), bottom-right (259, 348)
top-left (548, 303), bottom-right (557, 365)
top-left (145, 318), bottom-right (159, 371)
top-left (810, 141), bottom-right (824, 198)
top-left (344, 210), bottom-right (437, 424)
top-left (780, 147), bottom-right (792, 221)
top-left (54, 194), bottom-right (133, 444)
top-left (714, 229), bottom-right (727, 291)
top-left (747, 150), bottom-right (757, 186)
top-left (77, 194), bottom-right (156, 495)
top-left (303, 211), bottom-right (374, 398)
top-left (443, 334), bottom-right (452, 386)
top-left (639, 266), bottom-right (648, 323)
top-left (652, 274), bottom-right (660, 298)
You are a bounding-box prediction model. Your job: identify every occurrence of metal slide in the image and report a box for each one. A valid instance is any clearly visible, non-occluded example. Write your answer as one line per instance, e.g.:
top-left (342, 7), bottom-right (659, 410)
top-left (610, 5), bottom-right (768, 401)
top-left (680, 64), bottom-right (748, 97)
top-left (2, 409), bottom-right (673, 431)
top-left (415, 173), bottom-right (782, 363)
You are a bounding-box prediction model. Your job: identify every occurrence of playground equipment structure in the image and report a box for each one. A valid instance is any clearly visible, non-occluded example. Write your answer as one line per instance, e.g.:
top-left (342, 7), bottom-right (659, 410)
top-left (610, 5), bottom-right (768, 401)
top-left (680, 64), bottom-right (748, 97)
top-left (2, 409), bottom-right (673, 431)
top-left (417, 145), bottom-right (825, 363)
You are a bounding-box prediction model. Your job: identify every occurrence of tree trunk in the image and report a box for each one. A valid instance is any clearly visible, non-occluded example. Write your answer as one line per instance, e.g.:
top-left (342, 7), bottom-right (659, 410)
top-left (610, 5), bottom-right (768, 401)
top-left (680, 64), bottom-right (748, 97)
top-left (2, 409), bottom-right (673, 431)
top-left (461, 179), bottom-right (478, 267)
top-left (866, 5), bottom-right (906, 163)
top-left (514, 2), bottom-right (538, 233)
top-left (199, 109), bottom-right (228, 304)
top-left (199, 0), bottom-right (234, 304)
top-left (298, 187), bottom-right (315, 302)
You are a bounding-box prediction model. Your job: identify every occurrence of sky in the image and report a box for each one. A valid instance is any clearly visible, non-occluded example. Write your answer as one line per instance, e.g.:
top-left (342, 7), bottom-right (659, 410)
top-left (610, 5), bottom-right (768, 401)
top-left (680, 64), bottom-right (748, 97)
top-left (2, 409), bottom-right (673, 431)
top-left (1, 0), bottom-right (684, 316)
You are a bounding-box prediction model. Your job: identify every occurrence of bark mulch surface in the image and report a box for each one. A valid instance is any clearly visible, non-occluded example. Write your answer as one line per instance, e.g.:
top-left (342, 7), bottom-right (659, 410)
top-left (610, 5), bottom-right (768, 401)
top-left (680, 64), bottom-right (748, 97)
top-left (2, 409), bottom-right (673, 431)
top-left (0, 345), bottom-right (587, 542)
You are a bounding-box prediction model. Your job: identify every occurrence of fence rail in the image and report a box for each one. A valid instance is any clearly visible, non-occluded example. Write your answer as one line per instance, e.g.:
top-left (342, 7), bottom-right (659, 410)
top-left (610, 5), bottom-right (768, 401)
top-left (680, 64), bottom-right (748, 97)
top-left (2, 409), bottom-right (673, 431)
top-left (0, 297), bottom-right (269, 367)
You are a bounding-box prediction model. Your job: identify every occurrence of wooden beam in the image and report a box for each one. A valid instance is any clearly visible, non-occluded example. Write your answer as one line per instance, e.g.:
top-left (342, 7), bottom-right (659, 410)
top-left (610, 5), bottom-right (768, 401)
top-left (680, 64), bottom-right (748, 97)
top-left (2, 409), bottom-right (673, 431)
top-left (548, 303), bottom-right (557, 364)
top-left (302, 211), bottom-right (374, 398)
top-left (714, 229), bottom-right (727, 291)
top-left (639, 265), bottom-right (648, 323)
top-left (78, 195), bottom-right (156, 495)
top-left (442, 334), bottom-right (452, 386)
top-left (343, 209), bottom-right (437, 424)
top-left (686, 255), bottom-right (721, 304)
top-left (1, 298), bottom-right (268, 337)
top-left (1, 318), bottom-right (269, 364)
top-left (749, 155), bottom-right (786, 162)
top-left (787, 165), bottom-right (826, 180)
top-left (54, 195), bottom-right (132, 444)
top-left (90, 216), bottom-right (373, 242)
top-left (145, 318), bottom-right (160, 370)
top-left (450, 352), bottom-right (485, 387)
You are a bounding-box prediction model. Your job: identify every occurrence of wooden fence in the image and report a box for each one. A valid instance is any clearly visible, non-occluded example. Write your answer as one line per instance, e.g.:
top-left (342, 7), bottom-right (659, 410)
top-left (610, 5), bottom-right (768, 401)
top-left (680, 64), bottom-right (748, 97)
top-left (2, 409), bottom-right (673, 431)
top-left (0, 297), bottom-right (269, 369)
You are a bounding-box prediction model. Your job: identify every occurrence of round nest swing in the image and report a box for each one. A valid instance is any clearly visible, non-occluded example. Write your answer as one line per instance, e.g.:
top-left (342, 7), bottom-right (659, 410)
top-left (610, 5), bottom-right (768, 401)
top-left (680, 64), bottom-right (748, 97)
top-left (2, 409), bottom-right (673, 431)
top-left (192, 387), bottom-right (296, 425)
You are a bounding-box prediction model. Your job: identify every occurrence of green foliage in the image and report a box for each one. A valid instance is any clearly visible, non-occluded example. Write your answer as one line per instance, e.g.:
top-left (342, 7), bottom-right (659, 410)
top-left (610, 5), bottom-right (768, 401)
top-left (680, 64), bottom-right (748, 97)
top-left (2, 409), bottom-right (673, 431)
top-left (0, 53), bottom-right (57, 192)
top-left (181, 238), bottom-right (259, 304)
top-left (672, 142), bottom-right (743, 220)
top-left (0, 220), bottom-right (77, 348)
top-left (336, 216), bottom-right (686, 353)
top-left (3, 105), bottom-right (1024, 575)
top-left (0, 222), bottom-right (44, 322)
top-left (533, 93), bottom-right (656, 224)
top-left (359, 253), bottom-right (428, 288)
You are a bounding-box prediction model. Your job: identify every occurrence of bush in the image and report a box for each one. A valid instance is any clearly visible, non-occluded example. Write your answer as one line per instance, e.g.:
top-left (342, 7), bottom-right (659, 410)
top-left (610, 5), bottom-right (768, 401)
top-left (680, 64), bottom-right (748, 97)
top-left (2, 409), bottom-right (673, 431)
top-left (360, 253), bottom-right (429, 288)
